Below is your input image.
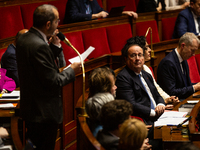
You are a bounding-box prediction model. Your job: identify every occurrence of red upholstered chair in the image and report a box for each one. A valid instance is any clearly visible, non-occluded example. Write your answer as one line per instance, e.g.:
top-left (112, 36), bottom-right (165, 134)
top-left (106, 24), bottom-right (132, 53)
top-left (20, 2), bottom-right (47, 29)
top-left (0, 5), bottom-right (24, 39)
top-left (82, 28), bottom-right (111, 59)
top-left (62, 31), bottom-right (85, 66)
top-left (187, 56), bottom-right (200, 83)
top-left (0, 48), bottom-right (7, 62)
top-left (131, 116), bottom-right (144, 122)
top-left (48, 0), bottom-right (68, 25)
top-left (135, 0), bottom-right (140, 8)
top-left (106, 0), bottom-right (136, 12)
top-left (136, 20), bottom-right (160, 44)
top-left (195, 54), bottom-right (200, 75)
top-left (96, 0), bottom-right (103, 8)
top-left (162, 17), bottom-right (177, 41)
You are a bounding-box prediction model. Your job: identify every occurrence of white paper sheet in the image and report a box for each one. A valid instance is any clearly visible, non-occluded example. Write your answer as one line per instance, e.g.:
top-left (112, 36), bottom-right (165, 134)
top-left (158, 111), bottom-right (188, 120)
top-left (0, 91), bottom-right (20, 100)
top-left (68, 46), bottom-right (95, 64)
top-left (154, 117), bottom-right (189, 127)
top-left (0, 103), bottom-right (16, 108)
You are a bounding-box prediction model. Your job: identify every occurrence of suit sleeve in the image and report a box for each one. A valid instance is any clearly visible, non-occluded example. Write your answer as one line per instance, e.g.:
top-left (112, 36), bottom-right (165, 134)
top-left (31, 44), bottom-right (75, 89)
top-left (175, 13), bottom-right (198, 38)
top-left (65, 0), bottom-right (92, 23)
top-left (157, 60), bottom-right (193, 99)
top-left (116, 74), bottom-right (151, 118)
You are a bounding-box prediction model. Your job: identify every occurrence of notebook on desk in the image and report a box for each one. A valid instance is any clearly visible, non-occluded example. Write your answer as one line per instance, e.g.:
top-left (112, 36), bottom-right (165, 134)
top-left (107, 6), bottom-right (125, 18)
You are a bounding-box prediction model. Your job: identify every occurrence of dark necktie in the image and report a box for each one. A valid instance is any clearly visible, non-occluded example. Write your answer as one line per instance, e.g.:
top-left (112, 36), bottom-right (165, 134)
top-left (181, 61), bottom-right (188, 87)
top-left (138, 74), bottom-right (155, 109)
top-left (197, 17), bottom-right (200, 33)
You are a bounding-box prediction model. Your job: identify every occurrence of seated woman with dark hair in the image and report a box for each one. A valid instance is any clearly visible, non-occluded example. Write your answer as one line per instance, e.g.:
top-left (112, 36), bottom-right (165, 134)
top-left (0, 68), bottom-right (16, 94)
top-left (86, 67), bottom-right (117, 136)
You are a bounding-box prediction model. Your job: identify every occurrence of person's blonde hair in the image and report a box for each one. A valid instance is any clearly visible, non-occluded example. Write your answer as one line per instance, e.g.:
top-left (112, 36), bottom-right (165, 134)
top-left (119, 118), bottom-right (147, 150)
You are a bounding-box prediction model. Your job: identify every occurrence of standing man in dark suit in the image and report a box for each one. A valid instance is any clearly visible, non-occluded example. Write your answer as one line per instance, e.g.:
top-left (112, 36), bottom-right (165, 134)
top-left (16, 4), bottom-right (81, 150)
top-left (1, 29), bottom-right (28, 88)
top-left (157, 32), bottom-right (200, 101)
top-left (173, 0), bottom-right (200, 39)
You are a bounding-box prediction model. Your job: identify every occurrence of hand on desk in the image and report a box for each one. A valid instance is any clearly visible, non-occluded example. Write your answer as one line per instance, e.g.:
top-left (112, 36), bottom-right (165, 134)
top-left (193, 82), bottom-right (200, 91)
top-left (165, 104), bottom-right (173, 110)
top-left (155, 105), bottom-right (165, 116)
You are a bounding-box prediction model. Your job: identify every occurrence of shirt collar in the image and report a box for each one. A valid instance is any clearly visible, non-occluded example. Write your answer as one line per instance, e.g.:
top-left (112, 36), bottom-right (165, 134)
top-left (32, 27), bottom-right (49, 44)
top-left (175, 48), bottom-right (183, 63)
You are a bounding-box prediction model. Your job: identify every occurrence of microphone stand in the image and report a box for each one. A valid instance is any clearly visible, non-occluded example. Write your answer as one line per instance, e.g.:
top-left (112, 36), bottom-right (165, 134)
top-left (64, 39), bottom-right (87, 117)
top-left (145, 27), bottom-right (155, 58)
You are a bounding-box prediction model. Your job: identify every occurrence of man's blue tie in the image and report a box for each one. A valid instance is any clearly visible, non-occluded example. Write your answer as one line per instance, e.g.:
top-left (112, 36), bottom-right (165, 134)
top-left (138, 74), bottom-right (155, 109)
top-left (85, 1), bottom-right (91, 14)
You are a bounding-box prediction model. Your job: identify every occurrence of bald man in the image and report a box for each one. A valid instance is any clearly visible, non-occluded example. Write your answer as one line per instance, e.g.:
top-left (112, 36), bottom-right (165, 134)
top-left (1, 29), bottom-right (28, 87)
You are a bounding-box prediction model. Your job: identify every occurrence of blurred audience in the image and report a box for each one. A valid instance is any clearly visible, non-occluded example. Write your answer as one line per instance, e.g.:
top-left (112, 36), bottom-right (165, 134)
top-left (119, 118), bottom-right (151, 150)
top-left (173, 0), bottom-right (200, 39)
top-left (86, 67), bottom-right (116, 136)
top-left (1, 29), bottom-right (28, 88)
top-left (64, 0), bottom-right (137, 24)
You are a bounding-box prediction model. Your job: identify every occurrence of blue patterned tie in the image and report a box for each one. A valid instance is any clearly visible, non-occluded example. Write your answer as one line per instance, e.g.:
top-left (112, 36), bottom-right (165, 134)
top-left (138, 74), bottom-right (155, 109)
top-left (85, 1), bottom-right (91, 14)
top-left (181, 61), bottom-right (188, 87)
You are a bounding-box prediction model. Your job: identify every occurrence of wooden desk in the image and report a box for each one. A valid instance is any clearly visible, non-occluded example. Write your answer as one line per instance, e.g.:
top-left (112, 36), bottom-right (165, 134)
top-left (154, 92), bottom-right (200, 149)
top-left (0, 95), bottom-right (23, 150)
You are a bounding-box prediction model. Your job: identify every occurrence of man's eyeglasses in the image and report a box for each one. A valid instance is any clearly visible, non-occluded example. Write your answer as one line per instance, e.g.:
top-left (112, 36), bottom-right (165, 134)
top-left (129, 53), bottom-right (144, 59)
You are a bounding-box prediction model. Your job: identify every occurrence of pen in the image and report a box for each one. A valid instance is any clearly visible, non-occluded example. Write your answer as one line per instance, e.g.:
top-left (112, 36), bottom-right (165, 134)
top-left (177, 116), bottom-right (192, 128)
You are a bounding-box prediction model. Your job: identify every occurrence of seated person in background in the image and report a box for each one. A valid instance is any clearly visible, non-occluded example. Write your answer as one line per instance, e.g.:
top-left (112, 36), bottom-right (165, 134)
top-left (157, 32), bottom-right (200, 101)
top-left (137, 0), bottom-right (166, 13)
top-left (1, 29), bottom-right (28, 88)
top-left (118, 118), bottom-right (151, 150)
top-left (86, 67), bottom-right (117, 136)
top-left (0, 68), bottom-right (16, 94)
top-left (165, 0), bottom-right (189, 11)
top-left (126, 36), bottom-right (180, 105)
top-left (115, 39), bottom-right (165, 149)
top-left (173, 142), bottom-right (200, 150)
top-left (96, 100), bottom-right (151, 150)
top-left (64, 0), bottom-right (138, 24)
top-left (172, 0), bottom-right (200, 39)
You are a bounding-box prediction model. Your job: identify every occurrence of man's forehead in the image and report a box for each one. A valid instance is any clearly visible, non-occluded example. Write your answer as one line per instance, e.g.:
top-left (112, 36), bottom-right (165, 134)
top-left (128, 45), bottom-right (143, 53)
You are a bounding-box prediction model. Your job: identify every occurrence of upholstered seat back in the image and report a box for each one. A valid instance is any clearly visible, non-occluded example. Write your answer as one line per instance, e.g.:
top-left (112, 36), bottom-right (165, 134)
top-left (187, 56), bottom-right (200, 83)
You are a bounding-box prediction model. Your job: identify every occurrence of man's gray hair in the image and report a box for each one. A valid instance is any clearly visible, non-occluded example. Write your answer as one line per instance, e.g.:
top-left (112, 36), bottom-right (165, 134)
top-left (178, 32), bottom-right (200, 48)
top-left (86, 92), bottom-right (114, 121)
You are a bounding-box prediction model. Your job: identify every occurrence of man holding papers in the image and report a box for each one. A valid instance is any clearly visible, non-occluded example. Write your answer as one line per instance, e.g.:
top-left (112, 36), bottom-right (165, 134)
top-left (16, 4), bottom-right (81, 150)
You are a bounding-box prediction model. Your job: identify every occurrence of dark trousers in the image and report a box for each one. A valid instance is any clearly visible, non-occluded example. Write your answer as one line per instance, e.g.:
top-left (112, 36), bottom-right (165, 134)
top-left (25, 121), bottom-right (58, 150)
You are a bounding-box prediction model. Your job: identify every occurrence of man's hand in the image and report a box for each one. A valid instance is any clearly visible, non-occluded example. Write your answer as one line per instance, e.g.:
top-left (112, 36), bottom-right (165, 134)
top-left (165, 104), bottom-right (173, 110)
top-left (146, 125), bottom-right (152, 131)
top-left (0, 127), bottom-right (9, 138)
top-left (165, 96), bottom-right (179, 104)
top-left (70, 62), bottom-right (82, 74)
top-left (49, 29), bottom-right (61, 47)
top-left (92, 11), bottom-right (108, 19)
top-left (140, 138), bottom-right (152, 150)
top-left (193, 82), bottom-right (200, 91)
top-left (155, 105), bottom-right (165, 116)
top-left (122, 11), bottom-right (138, 18)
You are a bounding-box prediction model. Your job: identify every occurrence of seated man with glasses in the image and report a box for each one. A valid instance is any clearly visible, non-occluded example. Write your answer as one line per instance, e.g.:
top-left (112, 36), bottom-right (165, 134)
top-left (115, 38), bottom-right (165, 150)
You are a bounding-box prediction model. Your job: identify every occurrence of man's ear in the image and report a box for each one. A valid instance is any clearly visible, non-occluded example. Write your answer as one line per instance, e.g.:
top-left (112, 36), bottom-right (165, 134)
top-left (46, 21), bottom-right (51, 30)
top-left (181, 43), bottom-right (186, 49)
top-left (190, 2), bottom-right (194, 8)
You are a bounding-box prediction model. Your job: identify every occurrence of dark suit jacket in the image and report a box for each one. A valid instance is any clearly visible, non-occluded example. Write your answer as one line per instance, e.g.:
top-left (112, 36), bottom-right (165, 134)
top-left (137, 0), bottom-right (165, 13)
top-left (16, 27), bottom-right (75, 124)
top-left (157, 49), bottom-right (193, 100)
top-left (172, 7), bottom-right (198, 39)
top-left (1, 44), bottom-right (19, 87)
top-left (116, 66), bottom-right (165, 125)
top-left (96, 129), bottom-right (118, 150)
top-left (64, 0), bottom-right (104, 24)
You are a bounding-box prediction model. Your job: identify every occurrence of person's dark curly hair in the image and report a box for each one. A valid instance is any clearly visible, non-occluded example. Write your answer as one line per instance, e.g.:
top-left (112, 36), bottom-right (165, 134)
top-left (121, 36), bottom-right (146, 58)
top-left (100, 100), bottom-right (133, 131)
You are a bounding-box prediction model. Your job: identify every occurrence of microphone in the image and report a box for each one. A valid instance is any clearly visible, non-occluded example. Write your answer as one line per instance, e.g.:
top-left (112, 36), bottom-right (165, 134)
top-left (177, 116), bottom-right (192, 128)
top-left (57, 32), bottom-right (87, 117)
